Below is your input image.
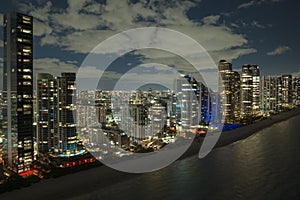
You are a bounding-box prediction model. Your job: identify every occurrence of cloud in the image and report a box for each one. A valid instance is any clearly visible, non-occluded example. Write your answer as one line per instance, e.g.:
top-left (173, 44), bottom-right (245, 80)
top-left (238, 0), bottom-right (281, 9)
top-left (33, 19), bottom-right (53, 36)
top-left (17, 0), bottom-right (256, 63)
top-left (238, 0), bottom-right (256, 9)
top-left (34, 57), bottom-right (78, 76)
top-left (210, 48), bottom-right (257, 63)
top-left (267, 46), bottom-right (291, 56)
top-left (251, 21), bottom-right (266, 29)
top-left (201, 15), bottom-right (220, 25)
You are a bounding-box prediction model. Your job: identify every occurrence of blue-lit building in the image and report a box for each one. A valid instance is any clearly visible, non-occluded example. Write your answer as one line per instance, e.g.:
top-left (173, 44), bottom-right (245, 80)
top-left (174, 74), bottom-right (213, 128)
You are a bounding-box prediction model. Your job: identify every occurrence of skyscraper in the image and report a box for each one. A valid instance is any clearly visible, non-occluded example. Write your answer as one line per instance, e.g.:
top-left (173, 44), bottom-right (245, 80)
top-left (174, 75), bottom-right (201, 129)
top-left (240, 64), bottom-right (260, 116)
top-left (282, 75), bottom-right (293, 107)
top-left (57, 73), bottom-right (77, 153)
top-left (2, 13), bottom-right (34, 173)
top-left (292, 77), bottom-right (300, 105)
top-left (261, 76), bottom-right (279, 112)
top-left (218, 60), bottom-right (240, 124)
top-left (36, 73), bottom-right (57, 155)
top-left (36, 73), bottom-right (78, 155)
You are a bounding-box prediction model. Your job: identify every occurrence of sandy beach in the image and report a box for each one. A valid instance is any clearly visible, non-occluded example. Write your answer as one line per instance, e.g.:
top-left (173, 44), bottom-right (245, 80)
top-left (1, 108), bottom-right (300, 200)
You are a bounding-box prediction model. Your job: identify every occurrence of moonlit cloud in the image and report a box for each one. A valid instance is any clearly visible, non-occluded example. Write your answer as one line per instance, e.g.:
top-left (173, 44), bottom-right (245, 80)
top-left (267, 46), bottom-right (291, 56)
top-left (201, 15), bottom-right (220, 25)
top-left (34, 57), bottom-right (78, 76)
top-left (17, 0), bottom-right (255, 62)
top-left (238, 0), bottom-right (282, 9)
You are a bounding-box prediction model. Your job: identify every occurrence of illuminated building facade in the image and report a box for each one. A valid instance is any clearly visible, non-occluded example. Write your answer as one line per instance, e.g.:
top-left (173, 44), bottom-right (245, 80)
top-left (57, 73), bottom-right (77, 153)
top-left (281, 74), bottom-right (293, 107)
top-left (2, 13), bottom-right (34, 173)
top-left (292, 77), bottom-right (300, 105)
top-left (261, 76), bottom-right (279, 111)
top-left (36, 73), bottom-right (77, 155)
top-left (36, 73), bottom-right (57, 154)
top-left (240, 64), bottom-right (260, 116)
top-left (218, 60), bottom-right (240, 123)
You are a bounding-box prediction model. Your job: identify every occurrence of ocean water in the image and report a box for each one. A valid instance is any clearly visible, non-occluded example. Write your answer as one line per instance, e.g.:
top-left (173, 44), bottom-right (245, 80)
top-left (74, 114), bottom-right (300, 200)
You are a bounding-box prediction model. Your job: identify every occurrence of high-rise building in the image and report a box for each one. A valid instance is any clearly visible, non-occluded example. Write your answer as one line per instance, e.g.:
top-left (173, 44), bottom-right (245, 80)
top-left (57, 73), bottom-right (77, 153)
top-left (282, 75), bottom-right (293, 107)
top-left (261, 76), bottom-right (279, 112)
top-left (36, 73), bottom-right (77, 155)
top-left (174, 75), bottom-right (201, 129)
top-left (292, 77), bottom-right (300, 105)
top-left (36, 73), bottom-right (57, 155)
top-left (218, 60), bottom-right (240, 124)
top-left (240, 64), bottom-right (260, 116)
top-left (2, 13), bottom-right (34, 173)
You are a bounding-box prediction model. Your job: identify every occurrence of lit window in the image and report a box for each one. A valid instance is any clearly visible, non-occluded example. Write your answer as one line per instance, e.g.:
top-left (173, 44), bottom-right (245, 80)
top-left (23, 75), bottom-right (32, 79)
top-left (22, 16), bottom-right (31, 21)
top-left (23, 48), bottom-right (31, 53)
top-left (21, 29), bottom-right (31, 34)
top-left (23, 81), bottom-right (32, 86)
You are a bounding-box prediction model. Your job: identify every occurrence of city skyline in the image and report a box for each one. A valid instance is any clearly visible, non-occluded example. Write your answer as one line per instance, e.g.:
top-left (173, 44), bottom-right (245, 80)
top-left (1, 7), bottom-right (300, 198)
top-left (0, 0), bottom-right (300, 90)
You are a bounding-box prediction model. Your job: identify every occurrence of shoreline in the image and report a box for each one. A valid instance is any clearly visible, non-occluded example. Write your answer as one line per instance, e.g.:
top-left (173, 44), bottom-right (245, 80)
top-left (1, 108), bottom-right (300, 199)
top-left (180, 107), bottom-right (300, 159)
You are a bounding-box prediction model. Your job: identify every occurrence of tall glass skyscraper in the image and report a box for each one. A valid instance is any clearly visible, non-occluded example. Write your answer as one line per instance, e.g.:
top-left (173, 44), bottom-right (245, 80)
top-left (2, 13), bottom-right (34, 173)
top-left (57, 73), bottom-right (77, 153)
top-left (36, 73), bottom-right (57, 155)
top-left (240, 64), bottom-right (260, 116)
top-left (36, 73), bottom-right (78, 155)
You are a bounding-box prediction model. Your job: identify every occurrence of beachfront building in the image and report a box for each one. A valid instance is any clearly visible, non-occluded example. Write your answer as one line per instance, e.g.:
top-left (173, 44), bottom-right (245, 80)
top-left (36, 73), bottom-right (77, 155)
top-left (261, 76), bottom-right (279, 112)
top-left (2, 13), bottom-right (34, 174)
top-left (292, 77), bottom-right (300, 105)
top-left (281, 75), bottom-right (293, 107)
top-left (218, 60), bottom-right (241, 124)
top-left (57, 73), bottom-right (77, 153)
top-left (261, 75), bottom-right (296, 112)
top-left (240, 64), bottom-right (260, 117)
top-left (36, 73), bottom-right (57, 155)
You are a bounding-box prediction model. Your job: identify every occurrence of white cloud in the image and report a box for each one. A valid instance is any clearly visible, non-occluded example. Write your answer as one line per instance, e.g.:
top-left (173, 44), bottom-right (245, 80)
top-left (238, 0), bottom-right (256, 9)
top-left (34, 58), bottom-right (78, 76)
top-left (202, 15), bottom-right (220, 25)
top-left (210, 48), bottom-right (257, 63)
top-left (17, 0), bottom-right (256, 65)
top-left (33, 19), bottom-right (53, 36)
top-left (267, 46), bottom-right (291, 56)
top-left (238, 0), bottom-right (281, 9)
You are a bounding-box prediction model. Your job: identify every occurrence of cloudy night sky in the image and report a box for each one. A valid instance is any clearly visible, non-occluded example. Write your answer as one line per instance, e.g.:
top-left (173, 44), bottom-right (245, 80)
top-left (0, 0), bottom-right (299, 90)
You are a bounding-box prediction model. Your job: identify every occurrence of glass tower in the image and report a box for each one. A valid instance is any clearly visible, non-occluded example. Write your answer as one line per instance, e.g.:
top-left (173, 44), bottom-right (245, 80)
top-left (2, 13), bottom-right (34, 173)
